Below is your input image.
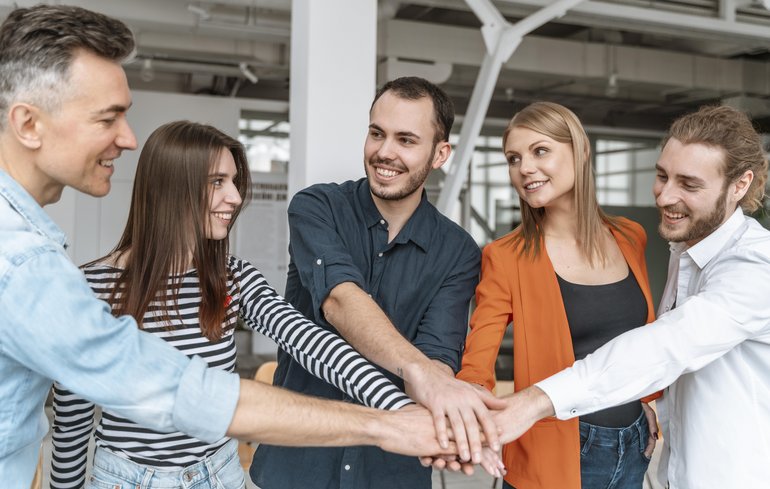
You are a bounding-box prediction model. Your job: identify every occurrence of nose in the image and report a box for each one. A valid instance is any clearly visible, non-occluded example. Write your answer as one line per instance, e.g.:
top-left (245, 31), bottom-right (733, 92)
top-left (375, 137), bottom-right (397, 161)
top-left (654, 180), bottom-right (678, 208)
top-left (518, 156), bottom-right (537, 175)
top-left (116, 118), bottom-right (138, 150)
top-left (225, 182), bottom-right (242, 207)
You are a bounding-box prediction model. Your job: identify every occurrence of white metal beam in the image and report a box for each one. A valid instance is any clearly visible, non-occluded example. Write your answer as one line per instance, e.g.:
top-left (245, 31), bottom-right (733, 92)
top-left (436, 0), bottom-right (585, 217)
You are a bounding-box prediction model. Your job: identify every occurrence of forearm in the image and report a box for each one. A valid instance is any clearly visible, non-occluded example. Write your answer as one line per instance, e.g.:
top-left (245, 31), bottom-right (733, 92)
top-left (226, 378), bottom-right (451, 459)
top-left (495, 385), bottom-right (555, 445)
top-left (227, 379), bottom-right (381, 446)
top-left (238, 261), bottom-right (411, 410)
top-left (322, 282), bottom-right (432, 381)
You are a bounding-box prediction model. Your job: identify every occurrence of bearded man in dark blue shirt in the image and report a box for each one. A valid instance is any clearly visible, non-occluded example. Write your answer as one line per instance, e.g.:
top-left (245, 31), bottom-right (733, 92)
top-left (251, 76), bottom-right (505, 489)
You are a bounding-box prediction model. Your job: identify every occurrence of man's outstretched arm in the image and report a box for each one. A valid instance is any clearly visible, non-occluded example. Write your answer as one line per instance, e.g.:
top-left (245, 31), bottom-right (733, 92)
top-left (227, 379), bottom-right (453, 457)
top-left (323, 282), bottom-right (505, 463)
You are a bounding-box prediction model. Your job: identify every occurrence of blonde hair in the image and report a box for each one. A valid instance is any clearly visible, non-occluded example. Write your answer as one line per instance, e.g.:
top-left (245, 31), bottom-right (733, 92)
top-left (503, 101), bottom-right (624, 265)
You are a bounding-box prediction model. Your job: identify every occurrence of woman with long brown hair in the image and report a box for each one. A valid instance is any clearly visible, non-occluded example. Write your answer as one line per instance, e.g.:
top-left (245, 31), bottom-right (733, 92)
top-left (50, 121), bottom-right (412, 489)
top-left (458, 102), bottom-right (660, 489)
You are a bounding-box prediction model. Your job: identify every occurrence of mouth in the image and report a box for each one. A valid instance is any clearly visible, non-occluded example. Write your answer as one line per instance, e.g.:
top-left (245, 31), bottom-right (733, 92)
top-left (523, 180), bottom-right (547, 191)
top-left (371, 162), bottom-right (404, 181)
top-left (661, 208), bottom-right (689, 224)
top-left (212, 211), bottom-right (233, 223)
top-left (99, 159), bottom-right (114, 168)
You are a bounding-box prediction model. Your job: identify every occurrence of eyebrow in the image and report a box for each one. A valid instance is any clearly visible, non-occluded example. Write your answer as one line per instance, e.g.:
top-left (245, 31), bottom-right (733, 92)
top-left (655, 164), bottom-right (707, 186)
top-left (92, 102), bottom-right (132, 116)
top-left (528, 140), bottom-right (550, 150)
top-left (208, 171), bottom-right (238, 179)
top-left (369, 123), bottom-right (421, 141)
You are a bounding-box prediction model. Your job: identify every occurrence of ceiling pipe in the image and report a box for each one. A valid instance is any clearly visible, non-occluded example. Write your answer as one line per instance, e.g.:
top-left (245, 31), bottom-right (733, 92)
top-left (436, 0), bottom-right (585, 217)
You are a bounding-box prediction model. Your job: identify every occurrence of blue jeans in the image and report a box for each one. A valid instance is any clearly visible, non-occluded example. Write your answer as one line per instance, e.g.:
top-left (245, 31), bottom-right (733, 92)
top-left (503, 411), bottom-right (650, 489)
top-left (86, 439), bottom-right (246, 489)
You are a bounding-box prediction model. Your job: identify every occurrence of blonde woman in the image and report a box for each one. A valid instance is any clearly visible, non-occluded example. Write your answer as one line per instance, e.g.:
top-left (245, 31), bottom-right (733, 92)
top-left (458, 102), bottom-right (660, 489)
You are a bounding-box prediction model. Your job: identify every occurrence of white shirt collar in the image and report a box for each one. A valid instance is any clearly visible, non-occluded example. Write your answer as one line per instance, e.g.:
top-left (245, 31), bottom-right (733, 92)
top-left (674, 207), bottom-right (746, 269)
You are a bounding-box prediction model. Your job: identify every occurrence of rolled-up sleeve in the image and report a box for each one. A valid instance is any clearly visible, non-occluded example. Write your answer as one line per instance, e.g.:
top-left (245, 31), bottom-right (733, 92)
top-left (1, 248), bottom-right (239, 443)
top-left (288, 189), bottom-right (366, 316)
top-left (412, 239), bottom-right (480, 372)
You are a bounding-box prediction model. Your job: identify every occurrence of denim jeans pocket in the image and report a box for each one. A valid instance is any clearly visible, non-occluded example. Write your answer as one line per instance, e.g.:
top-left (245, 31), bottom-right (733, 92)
top-left (212, 443), bottom-right (246, 489)
top-left (85, 474), bottom-right (122, 489)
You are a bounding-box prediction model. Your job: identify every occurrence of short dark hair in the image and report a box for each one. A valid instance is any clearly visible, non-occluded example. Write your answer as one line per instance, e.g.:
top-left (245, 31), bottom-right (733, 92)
top-left (371, 76), bottom-right (454, 144)
top-left (0, 4), bottom-right (135, 128)
top-left (664, 105), bottom-right (768, 213)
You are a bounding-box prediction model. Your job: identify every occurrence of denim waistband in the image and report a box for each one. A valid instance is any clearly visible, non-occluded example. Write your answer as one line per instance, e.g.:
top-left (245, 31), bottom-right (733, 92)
top-left (91, 438), bottom-right (238, 488)
top-left (579, 410), bottom-right (648, 454)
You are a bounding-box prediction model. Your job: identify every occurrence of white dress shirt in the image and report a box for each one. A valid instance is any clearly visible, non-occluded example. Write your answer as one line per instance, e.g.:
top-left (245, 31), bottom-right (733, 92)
top-left (537, 208), bottom-right (770, 488)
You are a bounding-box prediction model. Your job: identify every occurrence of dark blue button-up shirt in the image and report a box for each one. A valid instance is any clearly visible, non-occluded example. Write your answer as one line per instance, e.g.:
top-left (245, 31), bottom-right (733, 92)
top-left (250, 178), bottom-right (480, 489)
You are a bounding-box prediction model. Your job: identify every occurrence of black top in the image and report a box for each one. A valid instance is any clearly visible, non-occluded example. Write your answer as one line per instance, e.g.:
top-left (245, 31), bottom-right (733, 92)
top-left (558, 270), bottom-right (648, 428)
top-left (251, 178), bottom-right (481, 489)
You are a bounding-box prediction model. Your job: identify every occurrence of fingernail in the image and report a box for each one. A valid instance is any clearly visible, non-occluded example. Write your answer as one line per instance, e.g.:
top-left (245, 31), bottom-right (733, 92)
top-left (473, 451), bottom-right (481, 462)
top-left (492, 442), bottom-right (500, 451)
top-left (440, 440), bottom-right (448, 449)
top-left (461, 450), bottom-right (470, 461)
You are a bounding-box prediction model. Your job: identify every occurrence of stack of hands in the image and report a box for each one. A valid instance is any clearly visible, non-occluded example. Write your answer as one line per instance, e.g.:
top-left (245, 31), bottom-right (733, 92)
top-left (384, 367), bottom-right (657, 479)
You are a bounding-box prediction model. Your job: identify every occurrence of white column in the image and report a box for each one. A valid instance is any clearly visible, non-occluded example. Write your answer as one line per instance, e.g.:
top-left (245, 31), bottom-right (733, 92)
top-left (288, 0), bottom-right (377, 198)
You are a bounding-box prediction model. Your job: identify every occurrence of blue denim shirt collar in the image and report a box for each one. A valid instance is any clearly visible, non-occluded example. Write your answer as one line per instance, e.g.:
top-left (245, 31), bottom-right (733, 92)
top-left (356, 178), bottom-right (431, 252)
top-left (0, 169), bottom-right (67, 248)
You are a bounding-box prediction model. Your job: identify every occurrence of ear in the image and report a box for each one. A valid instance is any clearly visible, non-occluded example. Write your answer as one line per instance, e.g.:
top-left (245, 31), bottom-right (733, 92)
top-left (730, 169), bottom-right (754, 205)
top-left (431, 141), bottom-right (452, 170)
top-left (7, 103), bottom-right (43, 150)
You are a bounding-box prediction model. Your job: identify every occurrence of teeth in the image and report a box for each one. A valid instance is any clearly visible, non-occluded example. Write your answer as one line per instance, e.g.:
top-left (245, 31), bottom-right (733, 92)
top-left (213, 212), bottom-right (233, 220)
top-left (665, 212), bottom-right (686, 219)
top-left (99, 160), bottom-right (114, 168)
top-left (376, 167), bottom-right (399, 178)
top-left (525, 181), bottom-right (546, 190)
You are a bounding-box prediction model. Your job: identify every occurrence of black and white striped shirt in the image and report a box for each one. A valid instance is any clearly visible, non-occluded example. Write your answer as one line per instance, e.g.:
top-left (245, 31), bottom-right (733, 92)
top-left (50, 256), bottom-right (411, 488)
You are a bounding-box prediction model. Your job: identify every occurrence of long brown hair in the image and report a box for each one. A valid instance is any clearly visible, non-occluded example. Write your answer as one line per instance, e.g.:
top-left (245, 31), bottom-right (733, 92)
top-left (103, 121), bottom-right (251, 341)
top-left (503, 102), bottom-right (625, 265)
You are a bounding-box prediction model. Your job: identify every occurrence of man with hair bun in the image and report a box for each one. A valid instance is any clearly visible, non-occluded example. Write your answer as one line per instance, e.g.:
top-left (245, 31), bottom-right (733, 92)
top-left (493, 104), bottom-right (770, 489)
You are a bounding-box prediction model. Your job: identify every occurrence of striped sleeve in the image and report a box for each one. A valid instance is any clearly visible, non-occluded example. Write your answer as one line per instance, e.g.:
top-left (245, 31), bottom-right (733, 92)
top-left (232, 256), bottom-right (413, 410)
top-left (50, 382), bottom-right (95, 489)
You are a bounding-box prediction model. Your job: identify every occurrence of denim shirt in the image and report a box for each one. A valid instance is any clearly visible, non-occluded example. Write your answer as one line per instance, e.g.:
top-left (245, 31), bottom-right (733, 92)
top-left (0, 170), bottom-right (239, 487)
top-left (251, 178), bottom-right (481, 489)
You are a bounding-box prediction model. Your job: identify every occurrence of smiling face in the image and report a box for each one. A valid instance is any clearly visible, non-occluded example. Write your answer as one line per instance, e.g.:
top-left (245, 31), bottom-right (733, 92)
top-left (363, 91), bottom-right (450, 205)
top-left (504, 126), bottom-right (576, 211)
top-left (31, 50), bottom-right (137, 204)
top-left (653, 138), bottom-right (734, 246)
top-left (206, 148), bottom-right (242, 240)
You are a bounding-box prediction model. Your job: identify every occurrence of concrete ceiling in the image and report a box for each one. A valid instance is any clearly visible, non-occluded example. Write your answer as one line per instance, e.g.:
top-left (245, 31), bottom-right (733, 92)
top-left (3, 0), bottom-right (769, 133)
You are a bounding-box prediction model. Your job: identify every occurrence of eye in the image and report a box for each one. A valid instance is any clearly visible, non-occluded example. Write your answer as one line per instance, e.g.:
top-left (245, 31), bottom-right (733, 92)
top-left (100, 118), bottom-right (116, 126)
top-left (683, 183), bottom-right (700, 191)
top-left (656, 173), bottom-right (667, 182)
top-left (506, 154), bottom-right (521, 166)
top-left (369, 129), bottom-right (383, 139)
top-left (534, 147), bottom-right (548, 157)
top-left (211, 178), bottom-right (223, 187)
top-left (400, 137), bottom-right (415, 145)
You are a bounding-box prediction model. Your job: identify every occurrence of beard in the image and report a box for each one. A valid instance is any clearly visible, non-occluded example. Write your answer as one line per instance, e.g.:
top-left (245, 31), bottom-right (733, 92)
top-left (658, 187), bottom-right (729, 243)
top-left (366, 145), bottom-right (436, 201)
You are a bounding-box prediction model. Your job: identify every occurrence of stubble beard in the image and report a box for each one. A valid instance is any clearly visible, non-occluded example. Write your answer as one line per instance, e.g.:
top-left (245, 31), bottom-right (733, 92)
top-left (658, 187), bottom-right (729, 243)
top-left (367, 145), bottom-right (436, 201)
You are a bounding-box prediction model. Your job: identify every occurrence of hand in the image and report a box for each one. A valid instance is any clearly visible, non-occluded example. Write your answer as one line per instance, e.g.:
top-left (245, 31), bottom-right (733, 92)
top-left (641, 402), bottom-right (658, 459)
top-left (404, 361), bottom-right (506, 463)
top-left (493, 386), bottom-right (555, 445)
top-left (377, 404), bottom-right (457, 457)
top-left (419, 446), bottom-right (506, 478)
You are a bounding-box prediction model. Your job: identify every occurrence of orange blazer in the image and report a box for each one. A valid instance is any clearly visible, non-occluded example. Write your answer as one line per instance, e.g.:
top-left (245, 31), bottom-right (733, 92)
top-left (458, 218), bottom-right (660, 489)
